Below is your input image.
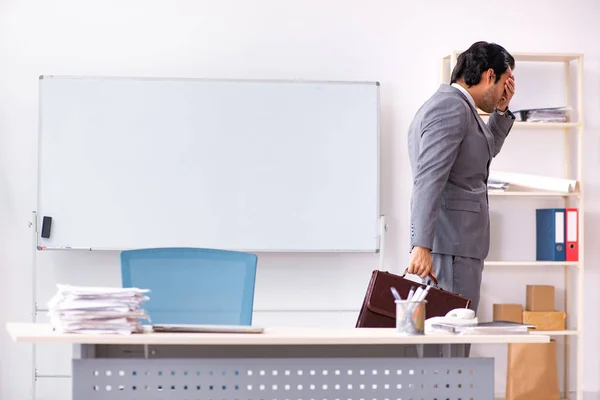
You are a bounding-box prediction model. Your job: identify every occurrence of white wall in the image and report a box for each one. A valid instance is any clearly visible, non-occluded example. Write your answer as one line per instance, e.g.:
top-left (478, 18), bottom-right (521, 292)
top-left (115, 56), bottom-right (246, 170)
top-left (1, 0), bottom-right (599, 399)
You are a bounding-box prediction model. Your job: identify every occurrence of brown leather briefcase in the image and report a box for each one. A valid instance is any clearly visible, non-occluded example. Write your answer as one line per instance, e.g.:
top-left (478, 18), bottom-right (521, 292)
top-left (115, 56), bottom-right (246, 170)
top-left (355, 269), bottom-right (472, 328)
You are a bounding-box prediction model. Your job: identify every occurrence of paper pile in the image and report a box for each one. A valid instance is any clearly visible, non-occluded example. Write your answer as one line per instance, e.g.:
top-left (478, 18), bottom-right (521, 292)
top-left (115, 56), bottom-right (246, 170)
top-left (487, 180), bottom-right (509, 192)
top-left (515, 106), bottom-right (571, 123)
top-left (47, 284), bottom-right (150, 334)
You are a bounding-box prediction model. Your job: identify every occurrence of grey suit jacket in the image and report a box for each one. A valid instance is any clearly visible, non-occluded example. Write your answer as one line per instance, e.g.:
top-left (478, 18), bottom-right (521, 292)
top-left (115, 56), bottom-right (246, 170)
top-left (408, 84), bottom-right (515, 260)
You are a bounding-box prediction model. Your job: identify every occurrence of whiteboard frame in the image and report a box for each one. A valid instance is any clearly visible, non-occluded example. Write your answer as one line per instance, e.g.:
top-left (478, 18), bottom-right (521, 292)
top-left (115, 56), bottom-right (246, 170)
top-left (34, 75), bottom-right (382, 253)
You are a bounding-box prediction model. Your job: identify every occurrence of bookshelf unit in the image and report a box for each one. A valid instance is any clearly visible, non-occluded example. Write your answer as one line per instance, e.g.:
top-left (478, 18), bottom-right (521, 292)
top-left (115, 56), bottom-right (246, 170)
top-left (442, 51), bottom-right (584, 400)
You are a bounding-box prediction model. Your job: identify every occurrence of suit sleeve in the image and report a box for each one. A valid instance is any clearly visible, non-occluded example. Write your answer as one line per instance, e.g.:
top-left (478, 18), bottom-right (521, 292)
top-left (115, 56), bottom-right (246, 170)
top-left (486, 110), bottom-right (515, 157)
top-left (410, 97), bottom-right (467, 250)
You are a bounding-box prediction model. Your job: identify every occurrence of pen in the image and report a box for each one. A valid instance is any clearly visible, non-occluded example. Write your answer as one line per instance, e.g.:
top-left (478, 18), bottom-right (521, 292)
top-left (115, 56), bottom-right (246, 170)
top-left (411, 287), bottom-right (423, 303)
top-left (390, 287), bottom-right (401, 301)
top-left (407, 286), bottom-right (415, 301)
top-left (417, 286), bottom-right (430, 302)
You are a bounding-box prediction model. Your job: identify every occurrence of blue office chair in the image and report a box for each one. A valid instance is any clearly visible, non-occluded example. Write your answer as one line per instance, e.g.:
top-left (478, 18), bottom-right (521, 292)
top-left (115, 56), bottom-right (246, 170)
top-left (120, 248), bottom-right (258, 325)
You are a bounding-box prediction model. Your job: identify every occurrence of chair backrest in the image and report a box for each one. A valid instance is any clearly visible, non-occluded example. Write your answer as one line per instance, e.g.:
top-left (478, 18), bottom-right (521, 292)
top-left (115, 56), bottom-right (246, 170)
top-left (120, 248), bottom-right (258, 325)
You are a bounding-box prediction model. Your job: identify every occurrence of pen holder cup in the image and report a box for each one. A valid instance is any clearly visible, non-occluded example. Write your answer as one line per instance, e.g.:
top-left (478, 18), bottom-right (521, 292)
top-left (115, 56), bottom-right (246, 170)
top-left (395, 300), bottom-right (427, 335)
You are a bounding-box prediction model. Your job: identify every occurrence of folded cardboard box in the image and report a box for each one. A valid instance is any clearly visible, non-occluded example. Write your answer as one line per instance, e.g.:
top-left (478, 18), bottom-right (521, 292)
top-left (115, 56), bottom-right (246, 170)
top-left (493, 304), bottom-right (523, 323)
top-left (526, 285), bottom-right (555, 311)
top-left (523, 311), bottom-right (566, 331)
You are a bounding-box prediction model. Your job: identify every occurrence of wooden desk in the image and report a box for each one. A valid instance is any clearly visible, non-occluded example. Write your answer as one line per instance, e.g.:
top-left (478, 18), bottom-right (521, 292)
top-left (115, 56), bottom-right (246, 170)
top-left (6, 322), bottom-right (550, 345)
top-left (7, 323), bottom-right (549, 400)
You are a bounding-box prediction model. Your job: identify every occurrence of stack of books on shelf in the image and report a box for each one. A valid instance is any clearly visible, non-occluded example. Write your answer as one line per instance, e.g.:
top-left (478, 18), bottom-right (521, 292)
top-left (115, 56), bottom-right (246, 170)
top-left (47, 284), bottom-right (150, 334)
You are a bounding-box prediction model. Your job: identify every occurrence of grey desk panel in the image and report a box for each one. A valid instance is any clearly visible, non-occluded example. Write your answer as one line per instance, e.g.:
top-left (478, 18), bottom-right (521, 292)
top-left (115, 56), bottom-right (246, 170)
top-left (93, 344), bottom-right (425, 359)
top-left (73, 356), bottom-right (493, 400)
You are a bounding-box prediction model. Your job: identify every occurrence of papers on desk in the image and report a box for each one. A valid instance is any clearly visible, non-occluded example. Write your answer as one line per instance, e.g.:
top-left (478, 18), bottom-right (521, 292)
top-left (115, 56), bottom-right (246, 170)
top-left (430, 321), bottom-right (534, 335)
top-left (47, 285), bottom-right (150, 335)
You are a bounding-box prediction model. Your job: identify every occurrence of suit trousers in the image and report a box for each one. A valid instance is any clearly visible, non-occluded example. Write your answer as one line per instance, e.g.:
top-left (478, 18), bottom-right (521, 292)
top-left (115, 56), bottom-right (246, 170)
top-left (432, 252), bottom-right (484, 314)
top-left (400, 252), bottom-right (484, 358)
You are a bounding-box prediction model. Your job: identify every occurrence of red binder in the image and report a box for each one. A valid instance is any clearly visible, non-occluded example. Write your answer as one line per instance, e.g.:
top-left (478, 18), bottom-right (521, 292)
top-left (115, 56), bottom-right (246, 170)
top-left (566, 208), bottom-right (579, 261)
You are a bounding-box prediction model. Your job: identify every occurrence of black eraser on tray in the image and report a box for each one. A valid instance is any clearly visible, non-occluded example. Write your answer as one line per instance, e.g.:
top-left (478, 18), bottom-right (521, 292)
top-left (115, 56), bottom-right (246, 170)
top-left (41, 216), bottom-right (52, 238)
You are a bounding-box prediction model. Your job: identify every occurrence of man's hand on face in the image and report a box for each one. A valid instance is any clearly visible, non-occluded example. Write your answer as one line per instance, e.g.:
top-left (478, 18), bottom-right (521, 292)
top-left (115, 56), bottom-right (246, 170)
top-left (407, 246), bottom-right (436, 279)
top-left (497, 74), bottom-right (515, 112)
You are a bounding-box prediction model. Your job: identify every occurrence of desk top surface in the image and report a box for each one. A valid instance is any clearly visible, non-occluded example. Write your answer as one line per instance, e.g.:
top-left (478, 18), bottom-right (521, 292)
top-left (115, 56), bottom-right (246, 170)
top-left (6, 323), bottom-right (549, 345)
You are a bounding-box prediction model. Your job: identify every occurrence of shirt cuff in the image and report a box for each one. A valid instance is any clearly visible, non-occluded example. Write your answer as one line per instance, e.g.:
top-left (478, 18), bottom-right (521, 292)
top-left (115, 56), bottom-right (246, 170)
top-left (495, 108), bottom-right (515, 119)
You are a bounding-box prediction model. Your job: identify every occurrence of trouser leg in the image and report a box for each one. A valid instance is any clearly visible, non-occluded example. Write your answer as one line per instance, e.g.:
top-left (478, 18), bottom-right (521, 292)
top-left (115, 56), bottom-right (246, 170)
top-left (421, 253), bottom-right (452, 357)
top-left (451, 254), bottom-right (484, 314)
top-left (422, 253), bottom-right (484, 358)
top-left (449, 254), bottom-right (484, 357)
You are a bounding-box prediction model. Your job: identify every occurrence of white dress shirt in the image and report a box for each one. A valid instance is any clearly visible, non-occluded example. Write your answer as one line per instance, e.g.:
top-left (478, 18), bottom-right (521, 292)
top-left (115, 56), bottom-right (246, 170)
top-left (451, 82), bottom-right (475, 108)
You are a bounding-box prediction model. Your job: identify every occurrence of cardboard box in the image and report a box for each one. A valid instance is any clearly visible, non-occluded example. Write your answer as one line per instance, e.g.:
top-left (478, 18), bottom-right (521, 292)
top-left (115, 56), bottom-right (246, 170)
top-left (526, 285), bottom-right (555, 311)
top-left (493, 304), bottom-right (523, 323)
top-left (523, 311), bottom-right (566, 331)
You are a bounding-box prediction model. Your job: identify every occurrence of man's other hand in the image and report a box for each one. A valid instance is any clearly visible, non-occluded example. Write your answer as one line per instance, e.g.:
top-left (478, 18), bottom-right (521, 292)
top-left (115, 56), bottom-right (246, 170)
top-left (497, 74), bottom-right (515, 111)
top-left (408, 246), bottom-right (436, 279)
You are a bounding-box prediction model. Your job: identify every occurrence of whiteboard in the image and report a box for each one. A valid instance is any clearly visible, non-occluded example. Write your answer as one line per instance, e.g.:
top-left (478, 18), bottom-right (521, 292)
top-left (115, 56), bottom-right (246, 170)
top-left (36, 76), bottom-right (380, 251)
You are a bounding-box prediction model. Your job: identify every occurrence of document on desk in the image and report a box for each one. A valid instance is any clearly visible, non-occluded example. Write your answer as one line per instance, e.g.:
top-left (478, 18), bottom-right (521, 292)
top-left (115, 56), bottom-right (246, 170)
top-left (47, 284), bottom-right (150, 335)
top-left (432, 321), bottom-right (534, 335)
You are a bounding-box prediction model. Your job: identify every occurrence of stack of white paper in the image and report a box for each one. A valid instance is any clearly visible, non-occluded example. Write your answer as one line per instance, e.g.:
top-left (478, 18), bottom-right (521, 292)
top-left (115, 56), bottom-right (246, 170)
top-left (516, 106), bottom-right (571, 123)
top-left (429, 321), bottom-right (533, 335)
top-left (47, 284), bottom-right (150, 335)
top-left (487, 180), bottom-right (509, 192)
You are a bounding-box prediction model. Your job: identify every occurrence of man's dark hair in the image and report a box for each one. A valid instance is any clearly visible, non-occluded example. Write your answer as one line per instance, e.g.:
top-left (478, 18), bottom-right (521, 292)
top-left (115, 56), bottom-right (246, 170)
top-left (450, 41), bottom-right (515, 86)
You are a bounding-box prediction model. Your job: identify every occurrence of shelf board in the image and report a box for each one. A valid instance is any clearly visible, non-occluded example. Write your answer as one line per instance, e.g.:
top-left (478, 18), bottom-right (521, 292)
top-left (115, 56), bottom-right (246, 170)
top-left (479, 117), bottom-right (580, 130)
top-left (530, 330), bottom-right (579, 336)
top-left (484, 261), bottom-right (579, 267)
top-left (489, 190), bottom-right (578, 197)
top-left (444, 51), bottom-right (582, 63)
top-left (513, 121), bottom-right (580, 129)
top-left (511, 52), bottom-right (582, 62)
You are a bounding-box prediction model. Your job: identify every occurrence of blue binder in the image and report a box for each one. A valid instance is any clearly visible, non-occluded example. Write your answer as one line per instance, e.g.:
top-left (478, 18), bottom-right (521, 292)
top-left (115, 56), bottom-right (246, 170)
top-left (536, 208), bottom-right (566, 261)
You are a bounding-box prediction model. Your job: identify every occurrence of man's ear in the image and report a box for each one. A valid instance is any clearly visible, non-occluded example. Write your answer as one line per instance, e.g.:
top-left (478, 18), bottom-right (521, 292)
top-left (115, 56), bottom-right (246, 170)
top-left (485, 68), bottom-right (495, 84)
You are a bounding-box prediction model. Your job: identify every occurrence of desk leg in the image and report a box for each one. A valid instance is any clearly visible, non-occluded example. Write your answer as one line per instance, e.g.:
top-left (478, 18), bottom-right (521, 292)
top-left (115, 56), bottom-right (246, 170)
top-left (416, 344), bottom-right (424, 358)
top-left (456, 344), bottom-right (466, 358)
top-left (441, 344), bottom-right (451, 358)
top-left (73, 344), bottom-right (95, 359)
top-left (441, 344), bottom-right (468, 358)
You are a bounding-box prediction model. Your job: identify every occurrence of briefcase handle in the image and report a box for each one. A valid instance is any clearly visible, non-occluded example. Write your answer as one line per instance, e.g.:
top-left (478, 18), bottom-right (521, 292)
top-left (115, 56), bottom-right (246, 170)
top-left (401, 268), bottom-right (440, 289)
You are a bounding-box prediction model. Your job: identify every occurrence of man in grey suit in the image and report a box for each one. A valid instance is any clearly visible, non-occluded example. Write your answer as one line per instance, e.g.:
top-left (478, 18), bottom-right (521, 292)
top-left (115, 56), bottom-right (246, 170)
top-left (407, 41), bottom-right (516, 319)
